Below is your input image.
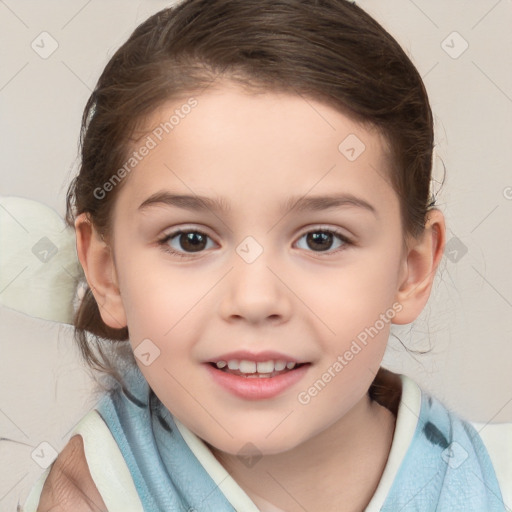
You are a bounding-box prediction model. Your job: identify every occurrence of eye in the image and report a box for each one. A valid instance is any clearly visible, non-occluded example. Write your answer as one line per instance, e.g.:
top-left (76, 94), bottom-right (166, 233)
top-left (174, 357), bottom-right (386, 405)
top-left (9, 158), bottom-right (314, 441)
top-left (157, 226), bottom-right (352, 259)
top-left (295, 228), bottom-right (352, 255)
top-left (158, 229), bottom-right (216, 258)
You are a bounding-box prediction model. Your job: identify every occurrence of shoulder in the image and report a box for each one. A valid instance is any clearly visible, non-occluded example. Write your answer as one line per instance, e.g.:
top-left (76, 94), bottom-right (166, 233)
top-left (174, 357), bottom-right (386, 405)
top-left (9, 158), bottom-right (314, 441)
top-left (37, 434), bottom-right (107, 512)
top-left (23, 409), bottom-right (143, 512)
top-left (471, 420), bottom-right (512, 507)
top-left (418, 387), bottom-right (512, 506)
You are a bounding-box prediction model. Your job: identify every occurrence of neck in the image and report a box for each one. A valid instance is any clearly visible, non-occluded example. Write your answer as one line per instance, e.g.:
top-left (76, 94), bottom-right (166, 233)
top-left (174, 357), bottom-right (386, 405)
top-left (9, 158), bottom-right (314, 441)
top-left (208, 389), bottom-right (397, 512)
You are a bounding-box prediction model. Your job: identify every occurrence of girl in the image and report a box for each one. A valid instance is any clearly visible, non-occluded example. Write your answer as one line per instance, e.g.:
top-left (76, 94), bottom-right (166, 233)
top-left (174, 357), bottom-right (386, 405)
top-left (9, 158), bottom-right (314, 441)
top-left (21, 0), bottom-right (511, 510)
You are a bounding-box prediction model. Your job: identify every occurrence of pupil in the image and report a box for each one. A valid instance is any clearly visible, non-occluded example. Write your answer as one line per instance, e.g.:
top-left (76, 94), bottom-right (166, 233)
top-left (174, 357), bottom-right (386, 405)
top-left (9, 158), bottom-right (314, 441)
top-left (178, 232), bottom-right (333, 253)
top-left (181, 232), bottom-right (206, 252)
top-left (307, 232), bottom-right (332, 251)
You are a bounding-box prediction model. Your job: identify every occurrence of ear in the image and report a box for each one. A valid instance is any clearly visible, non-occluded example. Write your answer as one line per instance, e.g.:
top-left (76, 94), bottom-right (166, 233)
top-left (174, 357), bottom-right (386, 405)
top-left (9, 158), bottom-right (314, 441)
top-left (392, 209), bottom-right (446, 325)
top-left (75, 213), bottom-right (127, 329)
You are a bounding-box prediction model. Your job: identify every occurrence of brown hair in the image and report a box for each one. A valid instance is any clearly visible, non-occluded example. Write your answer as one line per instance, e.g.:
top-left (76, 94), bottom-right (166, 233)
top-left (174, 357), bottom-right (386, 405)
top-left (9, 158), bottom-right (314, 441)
top-left (66, 0), bottom-right (437, 387)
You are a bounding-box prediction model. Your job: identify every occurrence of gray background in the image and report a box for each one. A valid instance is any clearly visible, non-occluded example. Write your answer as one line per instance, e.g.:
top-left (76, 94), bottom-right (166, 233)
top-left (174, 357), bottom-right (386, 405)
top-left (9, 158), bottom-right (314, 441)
top-left (1, 0), bottom-right (511, 509)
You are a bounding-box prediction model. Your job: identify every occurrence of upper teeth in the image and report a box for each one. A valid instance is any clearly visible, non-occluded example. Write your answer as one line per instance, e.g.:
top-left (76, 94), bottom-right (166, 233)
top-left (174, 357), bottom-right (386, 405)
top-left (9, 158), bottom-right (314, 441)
top-left (216, 359), bottom-right (297, 373)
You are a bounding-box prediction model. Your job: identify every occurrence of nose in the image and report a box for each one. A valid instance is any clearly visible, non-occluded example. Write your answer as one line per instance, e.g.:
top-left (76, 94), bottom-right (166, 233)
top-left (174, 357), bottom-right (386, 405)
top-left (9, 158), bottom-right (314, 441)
top-left (218, 249), bottom-right (292, 325)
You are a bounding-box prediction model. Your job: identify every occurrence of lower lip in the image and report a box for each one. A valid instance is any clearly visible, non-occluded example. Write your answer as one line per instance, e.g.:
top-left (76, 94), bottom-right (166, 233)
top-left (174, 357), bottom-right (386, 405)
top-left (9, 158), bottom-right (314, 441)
top-left (204, 363), bottom-right (310, 400)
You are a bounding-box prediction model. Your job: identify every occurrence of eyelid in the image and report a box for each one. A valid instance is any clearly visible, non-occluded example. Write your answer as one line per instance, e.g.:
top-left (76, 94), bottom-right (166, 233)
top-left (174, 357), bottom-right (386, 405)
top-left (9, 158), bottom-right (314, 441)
top-left (157, 223), bottom-right (354, 259)
top-left (159, 224), bottom-right (217, 240)
top-left (156, 225), bottom-right (218, 259)
top-left (296, 224), bottom-right (353, 240)
top-left (158, 224), bottom-right (352, 244)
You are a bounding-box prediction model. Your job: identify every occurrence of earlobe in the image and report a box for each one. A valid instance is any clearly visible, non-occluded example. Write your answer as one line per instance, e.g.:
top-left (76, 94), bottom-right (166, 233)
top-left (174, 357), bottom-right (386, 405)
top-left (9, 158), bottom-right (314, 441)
top-left (74, 213), bottom-right (127, 329)
top-left (392, 209), bottom-right (446, 325)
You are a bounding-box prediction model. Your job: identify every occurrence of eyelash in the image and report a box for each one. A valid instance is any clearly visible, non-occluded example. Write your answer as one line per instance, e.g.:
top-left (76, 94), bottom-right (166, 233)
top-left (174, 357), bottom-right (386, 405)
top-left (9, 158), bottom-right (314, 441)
top-left (157, 226), bottom-right (353, 259)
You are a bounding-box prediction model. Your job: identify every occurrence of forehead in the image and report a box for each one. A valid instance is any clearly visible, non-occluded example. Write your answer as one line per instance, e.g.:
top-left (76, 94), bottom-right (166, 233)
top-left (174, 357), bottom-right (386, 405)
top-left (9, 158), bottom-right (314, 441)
top-left (115, 83), bottom-right (396, 219)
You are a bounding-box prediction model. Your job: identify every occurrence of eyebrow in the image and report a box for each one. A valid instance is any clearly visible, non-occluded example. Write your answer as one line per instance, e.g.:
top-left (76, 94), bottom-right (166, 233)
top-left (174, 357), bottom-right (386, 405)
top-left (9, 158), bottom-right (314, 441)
top-left (138, 191), bottom-right (377, 216)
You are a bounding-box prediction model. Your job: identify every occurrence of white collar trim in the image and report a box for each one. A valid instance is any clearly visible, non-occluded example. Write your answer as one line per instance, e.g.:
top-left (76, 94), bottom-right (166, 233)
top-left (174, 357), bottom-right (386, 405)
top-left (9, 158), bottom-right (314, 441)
top-left (363, 374), bottom-right (421, 511)
top-left (175, 374), bottom-right (422, 511)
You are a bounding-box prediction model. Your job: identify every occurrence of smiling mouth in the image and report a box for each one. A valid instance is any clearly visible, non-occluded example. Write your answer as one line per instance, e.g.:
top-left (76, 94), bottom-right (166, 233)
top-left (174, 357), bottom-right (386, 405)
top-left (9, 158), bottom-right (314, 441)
top-left (208, 360), bottom-right (310, 378)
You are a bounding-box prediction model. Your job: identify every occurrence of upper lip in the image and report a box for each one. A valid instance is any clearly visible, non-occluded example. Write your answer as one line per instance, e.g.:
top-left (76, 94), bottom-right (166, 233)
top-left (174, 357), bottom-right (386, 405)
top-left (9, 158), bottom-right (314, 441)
top-left (206, 350), bottom-right (306, 363)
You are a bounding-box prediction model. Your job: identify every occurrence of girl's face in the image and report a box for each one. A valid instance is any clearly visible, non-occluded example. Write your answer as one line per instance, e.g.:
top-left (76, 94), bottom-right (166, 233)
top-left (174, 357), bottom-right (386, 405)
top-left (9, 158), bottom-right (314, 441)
top-left (108, 82), bottom-right (408, 455)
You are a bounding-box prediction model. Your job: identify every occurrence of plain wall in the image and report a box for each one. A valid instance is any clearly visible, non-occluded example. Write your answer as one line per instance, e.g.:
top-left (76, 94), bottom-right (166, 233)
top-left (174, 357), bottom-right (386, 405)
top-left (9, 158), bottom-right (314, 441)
top-left (1, 1), bottom-right (511, 509)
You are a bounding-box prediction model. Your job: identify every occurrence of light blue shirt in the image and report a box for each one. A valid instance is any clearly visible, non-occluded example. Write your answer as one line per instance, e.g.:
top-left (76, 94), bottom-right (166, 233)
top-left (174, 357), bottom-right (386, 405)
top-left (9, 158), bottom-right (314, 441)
top-left (96, 364), bottom-right (506, 511)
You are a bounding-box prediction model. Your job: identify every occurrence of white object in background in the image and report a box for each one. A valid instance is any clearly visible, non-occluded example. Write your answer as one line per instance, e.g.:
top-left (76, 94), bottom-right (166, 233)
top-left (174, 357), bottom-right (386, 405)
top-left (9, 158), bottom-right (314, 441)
top-left (0, 196), bottom-right (82, 324)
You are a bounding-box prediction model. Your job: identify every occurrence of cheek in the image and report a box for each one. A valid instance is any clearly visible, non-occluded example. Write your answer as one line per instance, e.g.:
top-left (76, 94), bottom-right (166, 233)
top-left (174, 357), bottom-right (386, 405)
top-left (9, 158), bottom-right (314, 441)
top-left (114, 251), bottom-right (222, 387)
top-left (294, 249), bottom-right (402, 346)
top-left (295, 271), bottom-right (397, 426)
top-left (115, 246), bottom-right (197, 335)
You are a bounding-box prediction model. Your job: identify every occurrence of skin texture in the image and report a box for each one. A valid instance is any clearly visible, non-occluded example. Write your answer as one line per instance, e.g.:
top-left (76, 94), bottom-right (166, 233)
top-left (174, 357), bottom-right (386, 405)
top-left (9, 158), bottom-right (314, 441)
top-left (71, 82), bottom-right (446, 511)
top-left (37, 435), bottom-right (106, 511)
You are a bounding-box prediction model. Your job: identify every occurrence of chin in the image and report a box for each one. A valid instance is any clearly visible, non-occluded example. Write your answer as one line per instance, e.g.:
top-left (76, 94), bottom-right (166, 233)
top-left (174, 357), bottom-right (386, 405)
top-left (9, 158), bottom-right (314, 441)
top-left (203, 426), bottom-right (309, 458)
